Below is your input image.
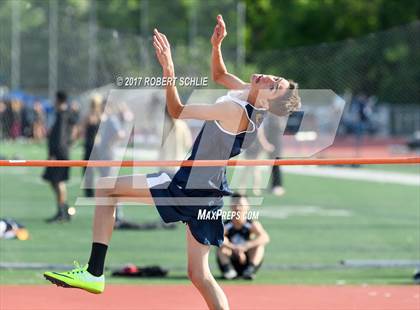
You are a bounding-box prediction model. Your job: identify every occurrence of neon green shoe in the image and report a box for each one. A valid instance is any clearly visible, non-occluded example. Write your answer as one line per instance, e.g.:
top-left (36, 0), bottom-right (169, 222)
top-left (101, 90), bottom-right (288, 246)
top-left (44, 261), bottom-right (105, 294)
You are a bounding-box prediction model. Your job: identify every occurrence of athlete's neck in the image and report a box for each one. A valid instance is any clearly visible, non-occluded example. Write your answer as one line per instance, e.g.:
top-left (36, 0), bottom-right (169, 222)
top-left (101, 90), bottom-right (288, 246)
top-left (247, 88), bottom-right (268, 109)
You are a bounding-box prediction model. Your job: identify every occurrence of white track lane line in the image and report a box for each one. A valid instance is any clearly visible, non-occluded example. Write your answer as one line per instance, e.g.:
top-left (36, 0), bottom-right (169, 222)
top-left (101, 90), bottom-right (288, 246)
top-left (283, 166), bottom-right (420, 186)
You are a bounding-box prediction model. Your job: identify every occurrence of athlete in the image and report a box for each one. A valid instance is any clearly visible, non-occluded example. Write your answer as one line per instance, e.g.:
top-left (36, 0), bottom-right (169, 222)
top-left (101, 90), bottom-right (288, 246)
top-left (44, 15), bottom-right (300, 310)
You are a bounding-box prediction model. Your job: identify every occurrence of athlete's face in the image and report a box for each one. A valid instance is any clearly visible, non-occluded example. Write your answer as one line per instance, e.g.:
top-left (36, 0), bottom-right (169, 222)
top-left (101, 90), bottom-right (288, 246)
top-left (250, 74), bottom-right (290, 100)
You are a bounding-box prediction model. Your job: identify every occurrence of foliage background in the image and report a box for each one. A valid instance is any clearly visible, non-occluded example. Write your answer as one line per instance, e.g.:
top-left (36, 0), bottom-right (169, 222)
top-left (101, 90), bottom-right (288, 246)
top-left (0, 0), bottom-right (419, 103)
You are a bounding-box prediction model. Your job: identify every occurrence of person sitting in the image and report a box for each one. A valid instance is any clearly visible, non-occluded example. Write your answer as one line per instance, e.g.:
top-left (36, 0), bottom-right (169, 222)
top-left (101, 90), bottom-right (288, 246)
top-left (217, 193), bottom-right (270, 280)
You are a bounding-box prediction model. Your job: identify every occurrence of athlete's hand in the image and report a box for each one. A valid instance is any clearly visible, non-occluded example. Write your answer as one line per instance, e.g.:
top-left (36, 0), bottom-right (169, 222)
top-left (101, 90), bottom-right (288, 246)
top-left (153, 29), bottom-right (174, 72)
top-left (211, 14), bottom-right (227, 47)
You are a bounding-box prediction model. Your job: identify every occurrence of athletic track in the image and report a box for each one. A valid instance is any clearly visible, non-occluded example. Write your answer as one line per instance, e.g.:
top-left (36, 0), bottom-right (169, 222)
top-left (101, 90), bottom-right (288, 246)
top-left (1, 285), bottom-right (419, 310)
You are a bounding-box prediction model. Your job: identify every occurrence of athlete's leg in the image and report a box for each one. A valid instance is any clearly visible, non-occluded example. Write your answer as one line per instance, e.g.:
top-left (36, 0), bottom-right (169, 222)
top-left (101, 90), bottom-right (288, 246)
top-left (44, 174), bottom-right (155, 291)
top-left (87, 174), bottom-right (154, 276)
top-left (187, 226), bottom-right (229, 310)
top-left (93, 174), bottom-right (153, 244)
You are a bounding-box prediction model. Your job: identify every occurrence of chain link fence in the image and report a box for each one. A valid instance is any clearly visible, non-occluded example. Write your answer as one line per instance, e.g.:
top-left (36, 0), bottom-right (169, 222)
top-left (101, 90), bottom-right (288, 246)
top-left (0, 0), bottom-right (244, 96)
top-left (0, 0), bottom-right (419, 141)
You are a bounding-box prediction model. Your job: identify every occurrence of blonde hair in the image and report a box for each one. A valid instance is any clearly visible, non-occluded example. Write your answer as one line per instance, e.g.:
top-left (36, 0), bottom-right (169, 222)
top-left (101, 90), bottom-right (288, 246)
top-left (269, 80), bottom-right (301, 116)
top-left (222, 81), bottom-right (301, 116)
top-left (90, 93), bottom-right (103, 112)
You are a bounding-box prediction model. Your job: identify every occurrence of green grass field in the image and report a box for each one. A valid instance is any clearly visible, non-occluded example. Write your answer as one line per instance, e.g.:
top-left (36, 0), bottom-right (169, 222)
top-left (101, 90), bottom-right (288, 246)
top-left (1, 141), bottom-right (419, 285)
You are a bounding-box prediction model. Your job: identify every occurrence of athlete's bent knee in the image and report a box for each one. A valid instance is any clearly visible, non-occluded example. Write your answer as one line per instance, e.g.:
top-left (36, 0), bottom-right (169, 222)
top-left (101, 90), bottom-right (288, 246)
top-left (188, 267), bottom-right (211, 287)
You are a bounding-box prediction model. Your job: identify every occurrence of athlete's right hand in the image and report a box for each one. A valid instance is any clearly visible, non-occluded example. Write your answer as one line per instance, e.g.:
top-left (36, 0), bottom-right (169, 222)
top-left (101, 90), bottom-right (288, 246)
top-left (211, 14), bottom-right (227, 47)
top-left (153, 28), bottom-right (174, 72)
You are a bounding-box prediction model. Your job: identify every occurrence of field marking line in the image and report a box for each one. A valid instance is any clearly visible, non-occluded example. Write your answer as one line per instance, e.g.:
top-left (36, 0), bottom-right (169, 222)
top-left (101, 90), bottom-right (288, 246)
top-left (283, 166), bottom-right (420, 186)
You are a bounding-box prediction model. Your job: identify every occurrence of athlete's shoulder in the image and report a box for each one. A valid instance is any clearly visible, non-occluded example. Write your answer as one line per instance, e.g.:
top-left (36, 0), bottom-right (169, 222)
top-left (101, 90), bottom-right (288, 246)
top-left (215, 100), bottom-right (244, 114)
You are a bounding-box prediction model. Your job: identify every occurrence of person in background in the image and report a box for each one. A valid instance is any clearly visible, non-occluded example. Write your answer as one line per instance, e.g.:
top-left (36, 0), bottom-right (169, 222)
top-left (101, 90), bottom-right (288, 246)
top-left (113, 101), bottom-right (138, 227)
top-left (21, 103), bottom-right (34, 138)
top-left (94, 101), bottom-right (130, 227)
top-left (42, 91), bottom-right (78, 223)
top-left (414, 269), bottom-right (420, 284)
top-left (81, 94), bottom-right (103, 197)
top-left (70, 100), bottom-right (81, 142)
top-left (159, 108), bottom-right (193, 175)
top-left (0, 100), bottom-right (6, 139)
top-left (217, 193), bottom-right (270, 280)
top-left (239, 126), bottom-right (274, 196)
top-left (9, 99), bottom-right (22, 139)
top-left (32, 101), bottom-right (46, 141)
top-left (266, 113), bottom-right (285, 196)
top-left (81, 99), bottom-right (136, 227)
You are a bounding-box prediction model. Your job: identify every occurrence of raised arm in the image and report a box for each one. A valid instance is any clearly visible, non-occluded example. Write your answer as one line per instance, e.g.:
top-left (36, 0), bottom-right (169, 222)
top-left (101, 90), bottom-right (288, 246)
top-left (211, 15), bottom-right (248, 90)
top-left (153, 28), bottom-right (240, 122)
top-left (153, 29), bottom-right (183, 118)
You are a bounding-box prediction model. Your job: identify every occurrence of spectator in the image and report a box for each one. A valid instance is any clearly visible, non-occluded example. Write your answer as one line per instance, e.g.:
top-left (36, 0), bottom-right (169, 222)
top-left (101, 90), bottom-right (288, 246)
top-left (343, 92), bottom-right (377, 136)
top-left (217, 193), bottom-right (270, 280)
top-left (1, 100), bottom-right (12, 139)
top-left (32, 101), bottom-right (46, 141)
top-left (69, 100), bottom-right (81, 142)
top-left (238, 126), bottom-right (274, 196)
top-left (95, 101), bottom-right (126, 177)
top-left (9, 99), bottom-right (22, 139)
top-left (266, 113), bottom-right (286, 196)
top-left (42, 91), bottom-right (77, 223)
top-left (81, 94), bottom-right (103, 197)
top-left (21, 103), bottom-right (34, 138)
top-left (158, 108), bottom-right (193, 175)
top-left (414, 269), bottom-right (420, 284)
top-left (0, 100), bottom-right (6, 139)
top-left (93, 100), bottom-right (131, 227)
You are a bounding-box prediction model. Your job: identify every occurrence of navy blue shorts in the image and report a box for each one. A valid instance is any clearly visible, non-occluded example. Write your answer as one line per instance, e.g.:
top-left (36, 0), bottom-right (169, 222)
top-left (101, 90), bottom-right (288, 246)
top-left (146, 172), bottom-right (224, 247)
top-left (42, 149), bottom-right (70, 183)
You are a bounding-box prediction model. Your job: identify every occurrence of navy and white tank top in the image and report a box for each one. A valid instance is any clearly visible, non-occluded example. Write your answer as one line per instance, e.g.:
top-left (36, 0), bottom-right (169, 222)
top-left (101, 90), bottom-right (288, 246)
top-left (224, 220), bottom-right (253, 245)
top-left (171, 91), bottom-right (266, 197)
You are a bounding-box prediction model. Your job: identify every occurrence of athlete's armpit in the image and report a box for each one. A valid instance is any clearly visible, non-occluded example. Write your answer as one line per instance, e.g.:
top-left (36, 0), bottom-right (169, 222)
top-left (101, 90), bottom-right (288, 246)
top-left (177, 102), bottom-right (239, 122)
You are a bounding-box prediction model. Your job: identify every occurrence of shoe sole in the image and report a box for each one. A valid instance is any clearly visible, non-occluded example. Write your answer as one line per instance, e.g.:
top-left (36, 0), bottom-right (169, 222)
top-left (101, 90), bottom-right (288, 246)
top-left (44, 274), bottom-right (102, 294)
top-left (44, 274), bottom-right (72, 288)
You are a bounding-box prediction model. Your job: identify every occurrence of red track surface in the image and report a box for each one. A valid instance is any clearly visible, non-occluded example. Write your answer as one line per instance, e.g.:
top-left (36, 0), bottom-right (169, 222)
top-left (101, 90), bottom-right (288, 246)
top-left (1, 285), bottom-right (419, 310)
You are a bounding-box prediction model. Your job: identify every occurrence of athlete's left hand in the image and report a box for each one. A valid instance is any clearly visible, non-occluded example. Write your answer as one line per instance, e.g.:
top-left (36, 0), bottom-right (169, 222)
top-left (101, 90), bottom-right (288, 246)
top-left (153, 29), bottom-right (173, 71)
